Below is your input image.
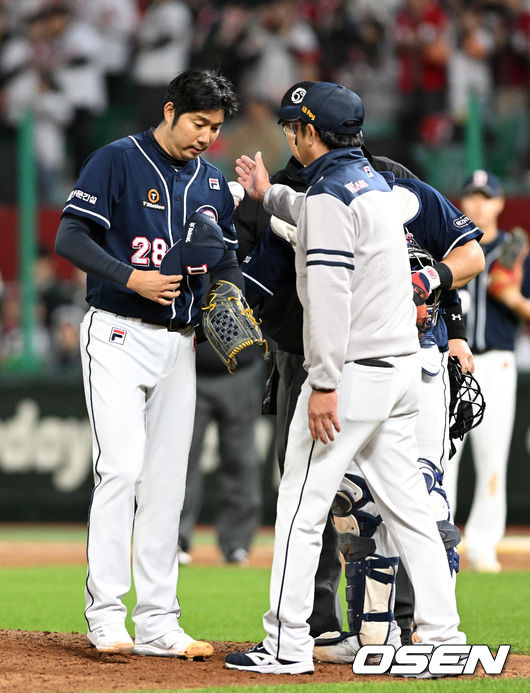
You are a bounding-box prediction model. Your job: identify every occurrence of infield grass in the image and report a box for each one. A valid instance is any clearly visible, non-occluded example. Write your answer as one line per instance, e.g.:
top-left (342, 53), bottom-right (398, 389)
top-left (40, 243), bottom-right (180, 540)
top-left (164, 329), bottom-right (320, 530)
top-left (0, 564), bottom-right (528, 654)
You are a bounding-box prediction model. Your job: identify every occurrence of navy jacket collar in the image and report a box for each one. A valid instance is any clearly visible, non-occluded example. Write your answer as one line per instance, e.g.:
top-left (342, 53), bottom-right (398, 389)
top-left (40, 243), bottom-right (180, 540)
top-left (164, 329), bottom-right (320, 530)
top-left (298, 147), bottom-right (367, 186)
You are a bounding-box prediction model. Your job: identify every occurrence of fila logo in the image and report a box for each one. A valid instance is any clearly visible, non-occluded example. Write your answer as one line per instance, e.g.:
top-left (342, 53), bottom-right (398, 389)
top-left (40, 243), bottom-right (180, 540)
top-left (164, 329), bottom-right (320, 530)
top-left (209, 178), bottom-right (220, 190)
top-left (110, 327), bottom-right (127, 344)
top-left (364, 165), bottom-right (374, 177)
top-left (186, 264), bottom-right (208, 274)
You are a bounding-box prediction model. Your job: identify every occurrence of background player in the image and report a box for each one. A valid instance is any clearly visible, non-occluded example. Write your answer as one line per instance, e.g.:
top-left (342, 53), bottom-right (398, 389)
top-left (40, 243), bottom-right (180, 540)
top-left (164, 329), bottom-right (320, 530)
top-left (178, 291), bottom-right (264, 567)
top-left (444, 170), bottom-right (530, 573)
top-left (55, 69), bottom-right (239, 656)
top-left (226, 83), bottom-right (465, 676)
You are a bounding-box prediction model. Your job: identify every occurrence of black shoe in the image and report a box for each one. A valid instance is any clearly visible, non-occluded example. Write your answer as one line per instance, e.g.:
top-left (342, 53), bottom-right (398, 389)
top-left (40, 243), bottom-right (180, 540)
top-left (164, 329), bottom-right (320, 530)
top-left (225, 642), bottom-right (314, 674)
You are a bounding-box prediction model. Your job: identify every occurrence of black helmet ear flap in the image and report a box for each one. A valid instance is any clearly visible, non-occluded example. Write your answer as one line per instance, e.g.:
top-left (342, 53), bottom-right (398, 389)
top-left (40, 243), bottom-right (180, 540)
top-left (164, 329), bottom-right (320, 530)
top-left (447, 356), bottom-right (486, 459)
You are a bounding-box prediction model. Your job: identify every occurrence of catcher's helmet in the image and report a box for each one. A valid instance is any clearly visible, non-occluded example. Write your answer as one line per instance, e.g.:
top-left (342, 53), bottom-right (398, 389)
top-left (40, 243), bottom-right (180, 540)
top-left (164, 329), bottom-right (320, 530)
top-left (406, 233), bottom-right (442, 328)
top-left (447, 356), bottom-right (486, 458)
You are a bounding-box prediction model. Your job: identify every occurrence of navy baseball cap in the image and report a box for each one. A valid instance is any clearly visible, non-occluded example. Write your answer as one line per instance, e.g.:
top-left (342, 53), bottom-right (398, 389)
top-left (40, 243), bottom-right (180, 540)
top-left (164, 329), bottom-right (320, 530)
top-left (277, 81), bottom-right (317, 123)
top-left (461, 170), bottom-right (503, 198)
top-left (160, 211), bottom-right (226, 276)
top-left (297, 82), bottom-right (364, 135)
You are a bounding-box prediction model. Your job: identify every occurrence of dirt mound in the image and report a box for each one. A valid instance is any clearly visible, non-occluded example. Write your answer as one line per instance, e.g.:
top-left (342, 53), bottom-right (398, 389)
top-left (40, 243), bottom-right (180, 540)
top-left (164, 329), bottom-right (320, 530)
top-left (0, 630), bottom-right (528, 692)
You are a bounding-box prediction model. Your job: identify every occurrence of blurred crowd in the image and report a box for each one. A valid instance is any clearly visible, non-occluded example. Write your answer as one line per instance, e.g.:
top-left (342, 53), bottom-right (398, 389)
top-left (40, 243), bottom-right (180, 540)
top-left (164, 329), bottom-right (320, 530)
top-left (0, 0), bottom-right (529, 372)
top-left (0, 0), bottom-right (527, 205)
top-left (0, 247), bottom-right (88, 371)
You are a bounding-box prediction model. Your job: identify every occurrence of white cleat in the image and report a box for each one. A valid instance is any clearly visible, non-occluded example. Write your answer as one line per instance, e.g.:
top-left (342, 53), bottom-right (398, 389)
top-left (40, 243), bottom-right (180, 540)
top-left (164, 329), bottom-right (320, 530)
top-left (469, 558), bottom-right (501, 573)
top-left (87, 622), bottom-right (134, 654)
top-left (313, 626), bottom-right (402, 664)
top-left (178, 548), bottom-right (193, 566)
top-left (134, 630), bottom-right (213, 659)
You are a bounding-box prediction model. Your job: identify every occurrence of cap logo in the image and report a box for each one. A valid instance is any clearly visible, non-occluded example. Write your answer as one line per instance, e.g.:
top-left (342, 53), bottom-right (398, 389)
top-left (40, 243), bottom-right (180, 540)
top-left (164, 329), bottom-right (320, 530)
top-left (302, 105), bottom-right (315, 120)
top-left (291, 87), bottom-right (307, 104)
top-left (473, 170), bottom-right (488, 186)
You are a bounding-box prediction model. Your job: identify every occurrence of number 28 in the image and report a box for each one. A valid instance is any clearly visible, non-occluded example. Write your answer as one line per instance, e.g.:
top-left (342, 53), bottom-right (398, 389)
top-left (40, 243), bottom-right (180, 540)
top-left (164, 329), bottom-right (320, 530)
top-left (131, 237), bottom-right (168, 267)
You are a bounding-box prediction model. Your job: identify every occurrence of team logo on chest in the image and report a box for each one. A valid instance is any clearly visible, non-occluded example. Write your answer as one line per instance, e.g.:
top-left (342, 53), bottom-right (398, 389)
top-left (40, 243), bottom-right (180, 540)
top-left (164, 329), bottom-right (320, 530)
top-left (109, 327), bottom-right (127, 345)
top-left (195, 205), bottom-right (218, 222)
top-left (142, 188), bottom-right (166, 210)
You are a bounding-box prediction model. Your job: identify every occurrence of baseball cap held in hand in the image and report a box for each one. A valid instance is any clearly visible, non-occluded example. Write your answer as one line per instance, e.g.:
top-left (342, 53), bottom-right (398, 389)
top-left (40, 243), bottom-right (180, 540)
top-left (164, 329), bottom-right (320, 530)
top-left (160, 211), bottom-right (226, 276)
top-left (297, 82), bottom-right (364, 135)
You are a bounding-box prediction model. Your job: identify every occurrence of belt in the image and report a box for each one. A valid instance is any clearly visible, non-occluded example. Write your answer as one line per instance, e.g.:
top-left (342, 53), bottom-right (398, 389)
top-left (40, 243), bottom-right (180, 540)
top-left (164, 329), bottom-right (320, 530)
top-left (351, 358), bottom-right (393, 368)
top-left (144, 316), bottom-right (194, 333)
top-left (99, 309), bottom-right (194, 334)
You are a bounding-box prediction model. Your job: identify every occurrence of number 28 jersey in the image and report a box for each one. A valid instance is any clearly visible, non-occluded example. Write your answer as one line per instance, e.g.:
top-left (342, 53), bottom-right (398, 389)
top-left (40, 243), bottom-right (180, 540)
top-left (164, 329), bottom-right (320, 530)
top-left (62, 130), bottom-right (237, 325)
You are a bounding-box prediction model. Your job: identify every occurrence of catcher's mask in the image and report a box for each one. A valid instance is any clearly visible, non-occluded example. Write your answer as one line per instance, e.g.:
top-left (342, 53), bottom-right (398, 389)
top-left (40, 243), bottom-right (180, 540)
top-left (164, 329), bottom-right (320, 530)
top-left (447, 356), bottom-right (486, 458)
top-left (406, 233), bottom-right (442, 328)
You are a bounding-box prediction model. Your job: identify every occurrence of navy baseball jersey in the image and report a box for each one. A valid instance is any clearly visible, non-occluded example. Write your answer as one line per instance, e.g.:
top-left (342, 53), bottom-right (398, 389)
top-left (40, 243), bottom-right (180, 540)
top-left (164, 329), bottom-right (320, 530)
top-left (394, 178), bottom-right (483, 350)
top-left (464, 231), bottom-right (530, 352)
top-left (62, 130), bottom-right (238, 325)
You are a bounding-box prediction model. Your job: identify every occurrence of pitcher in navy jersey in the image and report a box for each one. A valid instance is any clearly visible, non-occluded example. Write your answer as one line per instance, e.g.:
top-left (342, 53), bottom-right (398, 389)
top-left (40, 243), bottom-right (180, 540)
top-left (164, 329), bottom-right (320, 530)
top-left (55, 69), bottom-right (239, 657)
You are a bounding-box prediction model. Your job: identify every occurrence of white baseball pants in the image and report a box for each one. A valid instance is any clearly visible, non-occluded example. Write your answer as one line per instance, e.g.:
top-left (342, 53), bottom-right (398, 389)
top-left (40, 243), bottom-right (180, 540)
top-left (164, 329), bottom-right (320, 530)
top-left (80, 308), bottom-right (196, 642)
top-left (444, 350), bottom-right (516, 565)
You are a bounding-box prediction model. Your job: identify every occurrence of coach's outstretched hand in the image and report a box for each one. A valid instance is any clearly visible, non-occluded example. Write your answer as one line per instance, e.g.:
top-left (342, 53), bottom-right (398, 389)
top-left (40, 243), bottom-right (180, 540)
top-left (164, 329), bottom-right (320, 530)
top-left (127, 269), bottom-right (182, 305)
top-left (235, 151), bottom-right (271, 202)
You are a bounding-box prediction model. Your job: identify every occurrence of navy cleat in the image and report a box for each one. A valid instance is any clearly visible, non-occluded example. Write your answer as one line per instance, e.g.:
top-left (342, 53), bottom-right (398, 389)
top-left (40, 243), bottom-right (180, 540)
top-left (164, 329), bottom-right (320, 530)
top-left (225, 642), bottom-right (314, 674)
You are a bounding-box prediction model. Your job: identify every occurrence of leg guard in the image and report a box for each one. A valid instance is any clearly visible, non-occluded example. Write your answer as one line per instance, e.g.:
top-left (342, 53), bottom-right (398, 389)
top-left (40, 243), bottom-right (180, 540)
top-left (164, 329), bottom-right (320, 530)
top-left (417, 458), bottom-right (461, 575)
top-left (356, 554), bottom-right (399, 646)
top-left (331, 474), bottom-right (399, 646)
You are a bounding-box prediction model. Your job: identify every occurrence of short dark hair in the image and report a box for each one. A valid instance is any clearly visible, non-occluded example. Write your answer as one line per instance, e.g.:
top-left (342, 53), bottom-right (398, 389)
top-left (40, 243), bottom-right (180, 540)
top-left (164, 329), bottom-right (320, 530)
top-left (165, 69), bottom-right (239, 124)
top-left (299, 120), bottom-right (363, 149)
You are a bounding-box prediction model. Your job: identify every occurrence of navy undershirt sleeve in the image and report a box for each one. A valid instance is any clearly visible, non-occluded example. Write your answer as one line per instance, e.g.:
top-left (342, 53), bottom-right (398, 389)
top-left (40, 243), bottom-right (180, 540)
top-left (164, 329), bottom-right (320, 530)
top-left (55, 213), bottom-right (133, 286)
